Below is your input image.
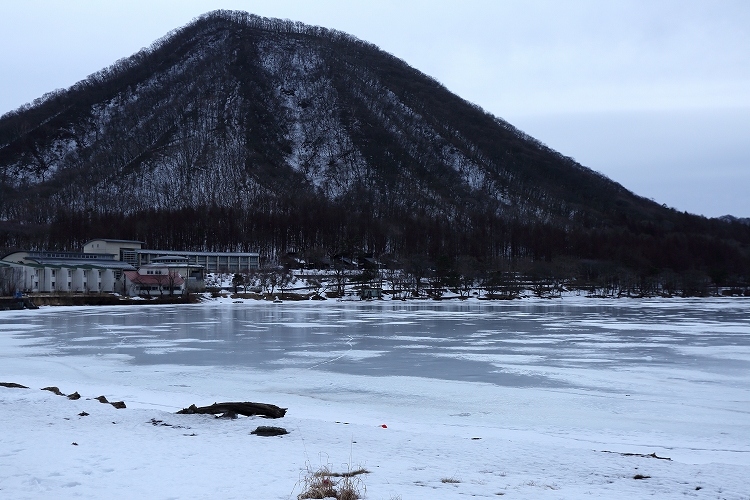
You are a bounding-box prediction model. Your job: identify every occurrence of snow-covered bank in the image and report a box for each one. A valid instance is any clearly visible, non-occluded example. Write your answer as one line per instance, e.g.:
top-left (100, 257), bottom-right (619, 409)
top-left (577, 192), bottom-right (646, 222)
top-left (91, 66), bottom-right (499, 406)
top-left (1, 299), bottom-right (749, 499)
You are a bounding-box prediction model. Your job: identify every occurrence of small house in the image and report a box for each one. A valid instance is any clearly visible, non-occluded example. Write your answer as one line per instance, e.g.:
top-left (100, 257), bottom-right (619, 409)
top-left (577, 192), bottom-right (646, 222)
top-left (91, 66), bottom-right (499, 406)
top-left (360, 287), bottom-right (383, 300)
top-left (123, 265), bottom-right (185, 297)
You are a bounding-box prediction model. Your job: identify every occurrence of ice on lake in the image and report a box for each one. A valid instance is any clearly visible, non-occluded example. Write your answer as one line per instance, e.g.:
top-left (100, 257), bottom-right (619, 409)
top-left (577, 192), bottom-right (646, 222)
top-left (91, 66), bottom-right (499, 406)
top-left (1, 297), bottom-right (749, 499)
top-left (13, 298), bottom-right (750, 386)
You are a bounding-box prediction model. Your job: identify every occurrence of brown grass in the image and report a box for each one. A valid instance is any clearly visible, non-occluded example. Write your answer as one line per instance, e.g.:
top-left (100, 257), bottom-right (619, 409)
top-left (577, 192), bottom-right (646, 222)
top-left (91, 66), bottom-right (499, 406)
top-left (317, 468), bottom-right (369, 478)
top-left (297, 464), bottom-right (367, 500)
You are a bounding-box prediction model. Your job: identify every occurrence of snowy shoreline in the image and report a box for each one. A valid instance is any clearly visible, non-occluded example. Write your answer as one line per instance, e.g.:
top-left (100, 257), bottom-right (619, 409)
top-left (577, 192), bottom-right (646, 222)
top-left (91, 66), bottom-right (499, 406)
top-left (2, 298), bottom-right (749, 499)
top-left (11, 288), bottom-right (750, 311)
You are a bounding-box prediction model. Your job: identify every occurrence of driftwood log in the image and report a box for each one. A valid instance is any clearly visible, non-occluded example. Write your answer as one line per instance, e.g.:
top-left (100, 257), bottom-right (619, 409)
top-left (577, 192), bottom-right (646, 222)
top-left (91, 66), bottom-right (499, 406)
top-left (42, 386), bottom-right (65, 396)
top-left (176, 402), bottom-right (287, 419)
top-left (0, 382), bottom-right (29, 389)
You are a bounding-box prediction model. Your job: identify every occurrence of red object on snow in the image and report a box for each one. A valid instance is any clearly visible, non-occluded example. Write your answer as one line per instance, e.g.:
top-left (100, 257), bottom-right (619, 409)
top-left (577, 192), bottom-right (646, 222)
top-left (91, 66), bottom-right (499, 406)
top-left (381, 424), bottom-right (387, 428)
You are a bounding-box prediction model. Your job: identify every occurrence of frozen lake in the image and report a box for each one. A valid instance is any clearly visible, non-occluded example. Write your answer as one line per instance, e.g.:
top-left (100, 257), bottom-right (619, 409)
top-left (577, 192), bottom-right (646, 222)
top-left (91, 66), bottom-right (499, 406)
top-left (2, 297), bottom-right (749, 498)
top-left (9, 298), bottom-right (750, 388)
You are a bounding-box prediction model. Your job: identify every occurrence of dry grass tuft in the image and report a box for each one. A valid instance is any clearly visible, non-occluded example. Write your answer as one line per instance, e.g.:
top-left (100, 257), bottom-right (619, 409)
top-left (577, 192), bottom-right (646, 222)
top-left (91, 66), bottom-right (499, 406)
top-left (298, 463), bottom-right (367, 500)
top-left (297, 465), bottom-right (337, 499)
top-left (441, 476), bottom-right (461, 484)
top-left (316, 468), bottom-right (369, 478)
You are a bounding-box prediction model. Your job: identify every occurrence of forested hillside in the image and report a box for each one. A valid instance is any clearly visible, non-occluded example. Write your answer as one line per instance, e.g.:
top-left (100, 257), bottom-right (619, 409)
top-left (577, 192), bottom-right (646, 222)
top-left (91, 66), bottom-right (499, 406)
top-left (1, 10), bottom-right (748, 289)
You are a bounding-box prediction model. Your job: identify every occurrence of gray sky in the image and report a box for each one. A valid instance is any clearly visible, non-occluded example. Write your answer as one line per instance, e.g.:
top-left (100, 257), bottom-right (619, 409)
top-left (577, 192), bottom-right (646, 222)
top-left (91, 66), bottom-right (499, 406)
top-left (2, 0), bottom-right (749, 217)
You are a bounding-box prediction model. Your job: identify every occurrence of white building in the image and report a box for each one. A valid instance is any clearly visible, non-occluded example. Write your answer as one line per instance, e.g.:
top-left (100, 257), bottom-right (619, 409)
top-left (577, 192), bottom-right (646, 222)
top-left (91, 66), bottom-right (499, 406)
top-left (82, 239), bottom-right (144, 265)
top-left (1, 238), bottom-right (259, 295)
top-left (0, 250), bottom-right (134, 293)
top-left (83, 239), bottom-right (259, 272)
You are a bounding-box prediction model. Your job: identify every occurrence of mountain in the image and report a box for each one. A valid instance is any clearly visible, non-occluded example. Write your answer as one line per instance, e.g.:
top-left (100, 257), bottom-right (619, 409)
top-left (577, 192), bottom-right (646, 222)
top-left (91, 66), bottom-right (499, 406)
top-left (0, 10), bottom-right (748, 284)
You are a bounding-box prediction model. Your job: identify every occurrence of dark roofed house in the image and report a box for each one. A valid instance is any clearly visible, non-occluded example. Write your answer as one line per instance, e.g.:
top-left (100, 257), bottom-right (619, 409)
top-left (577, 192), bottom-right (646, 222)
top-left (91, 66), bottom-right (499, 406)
top-left (123, 266), bottom-right (185, 297)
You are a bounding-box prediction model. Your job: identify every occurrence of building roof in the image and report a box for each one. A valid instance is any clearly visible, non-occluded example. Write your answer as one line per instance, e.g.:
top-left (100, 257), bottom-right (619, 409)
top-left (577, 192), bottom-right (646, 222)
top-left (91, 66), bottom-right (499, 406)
top-left (136, 249), bottom-right (259, 257)
top-left (139, 262), bottom-right (203, 270)
top-left (28, 251), bottom-right (117, 260)
top-left (2, 250), bottom-right (119, 262)
top-left (83, 238), bottom-right (145, 245)
top-left (24, 258), bottom-right (135, 270)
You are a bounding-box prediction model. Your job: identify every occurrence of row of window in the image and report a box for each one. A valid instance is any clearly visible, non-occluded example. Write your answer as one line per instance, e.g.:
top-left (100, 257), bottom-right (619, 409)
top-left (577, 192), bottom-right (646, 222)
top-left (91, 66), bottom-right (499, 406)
top-left (35, 253), bottom-right (110, 260)
top-left (138, 255), bottom-right (258, 269)
top-left (36, 270), bottom-right (103, 278)
top-left (44, 281), bottom-right (84, 288)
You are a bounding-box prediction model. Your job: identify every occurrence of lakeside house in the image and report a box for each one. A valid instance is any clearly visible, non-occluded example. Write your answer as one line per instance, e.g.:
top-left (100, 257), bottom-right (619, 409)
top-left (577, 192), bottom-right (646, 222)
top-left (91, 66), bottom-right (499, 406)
top-left (139, 256), bottom-right (205, 293)
top-left (123, 264), bottom-right (185, 297)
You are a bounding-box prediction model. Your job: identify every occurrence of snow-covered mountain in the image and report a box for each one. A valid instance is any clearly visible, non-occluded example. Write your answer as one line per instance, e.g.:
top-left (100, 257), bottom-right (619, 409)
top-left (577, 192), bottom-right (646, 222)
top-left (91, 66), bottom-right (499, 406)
top-left (0, 10), bottom-right (748, 279)
top-left (0, 12), bottom-right (612, 216)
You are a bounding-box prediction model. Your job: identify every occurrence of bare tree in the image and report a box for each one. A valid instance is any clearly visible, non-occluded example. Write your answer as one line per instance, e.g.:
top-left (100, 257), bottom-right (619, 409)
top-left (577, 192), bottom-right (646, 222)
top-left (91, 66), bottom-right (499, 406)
top-left (277, 269), bottom-right (295, 297)
top-left (0, 267), bottom-right (24, 296)
top-left (382, 266), bottom-right (403, 299)
top-left (232, 273), bottom-right (244, 293)
top-left (330, 261), bottom-right (350, 297)
top-left (164, 271), bottom-right (182, 296)
top-left (258, 267), bottom-right (283, 295)
top-left (404, 255), bottom-right (431, 297)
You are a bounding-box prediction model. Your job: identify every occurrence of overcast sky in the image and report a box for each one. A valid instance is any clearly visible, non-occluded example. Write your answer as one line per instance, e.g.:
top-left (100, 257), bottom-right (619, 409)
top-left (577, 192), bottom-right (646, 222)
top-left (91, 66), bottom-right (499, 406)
top-left (1, 1), bottom-right (748, 217)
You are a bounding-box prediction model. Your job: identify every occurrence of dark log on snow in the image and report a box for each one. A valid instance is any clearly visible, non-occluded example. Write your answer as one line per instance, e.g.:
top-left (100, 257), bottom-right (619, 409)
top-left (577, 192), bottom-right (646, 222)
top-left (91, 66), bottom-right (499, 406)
top-left (251, 426), bottom-right (289, 436)
top-left (0, 382), bottom-right (29, 389)
top-left (94, 395), bottom-right (126, 408)
top-left (176, 402), bottom-right (287, 419)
